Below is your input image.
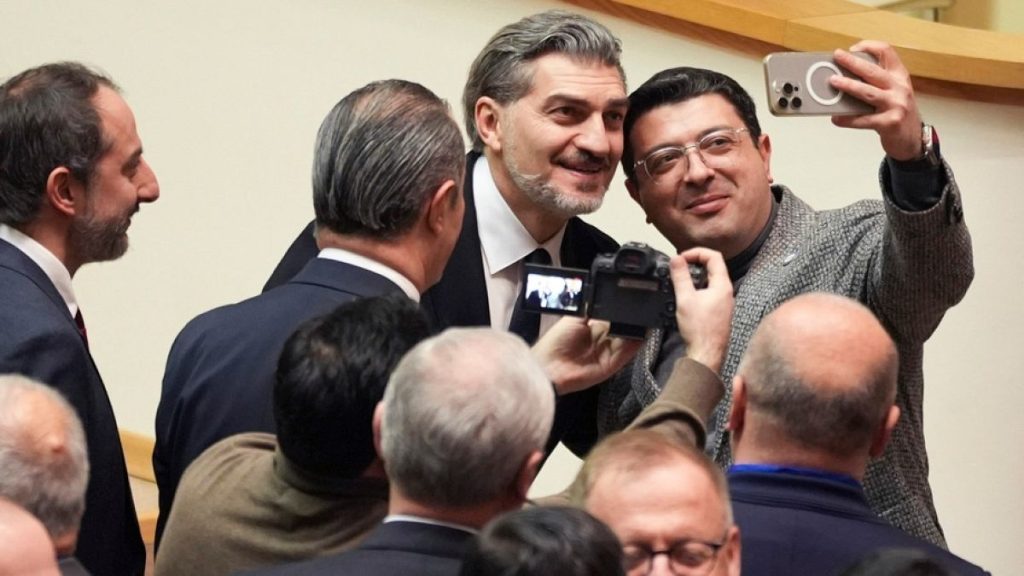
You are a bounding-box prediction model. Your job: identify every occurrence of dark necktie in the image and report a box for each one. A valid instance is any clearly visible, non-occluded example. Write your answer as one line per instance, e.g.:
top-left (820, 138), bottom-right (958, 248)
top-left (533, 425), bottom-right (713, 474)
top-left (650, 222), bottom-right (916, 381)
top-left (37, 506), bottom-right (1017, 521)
top-left (74, 309), bottom-right (89, 348)
top-left (507, 248), bottom-right (552, 344)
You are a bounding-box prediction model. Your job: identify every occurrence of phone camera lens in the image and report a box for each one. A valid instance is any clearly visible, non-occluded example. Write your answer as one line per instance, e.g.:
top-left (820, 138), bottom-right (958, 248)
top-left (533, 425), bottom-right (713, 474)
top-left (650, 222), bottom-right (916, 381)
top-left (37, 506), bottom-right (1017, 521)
top-left (783, 82), bottom-right (794, 95)
top-left (791, 97), bottom-right (803, 109)
top-left (777, 97), bottom-right (788, 109)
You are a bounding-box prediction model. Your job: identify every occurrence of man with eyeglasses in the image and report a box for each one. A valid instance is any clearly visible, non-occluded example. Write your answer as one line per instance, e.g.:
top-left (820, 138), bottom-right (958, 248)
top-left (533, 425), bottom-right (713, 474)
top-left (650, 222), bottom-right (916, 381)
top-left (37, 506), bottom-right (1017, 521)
top-left (600, 41), bottom-right (972, 548)
top-left (575, 429), bottom-right (741, 576)
top-left (726, 293), bottom-right (987, 575)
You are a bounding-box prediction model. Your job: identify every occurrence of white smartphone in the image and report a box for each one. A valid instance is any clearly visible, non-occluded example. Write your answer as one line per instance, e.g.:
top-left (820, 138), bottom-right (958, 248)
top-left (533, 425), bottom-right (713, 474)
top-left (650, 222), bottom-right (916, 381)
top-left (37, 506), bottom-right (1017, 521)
top-left (763, 51), bottom-right (878, 116)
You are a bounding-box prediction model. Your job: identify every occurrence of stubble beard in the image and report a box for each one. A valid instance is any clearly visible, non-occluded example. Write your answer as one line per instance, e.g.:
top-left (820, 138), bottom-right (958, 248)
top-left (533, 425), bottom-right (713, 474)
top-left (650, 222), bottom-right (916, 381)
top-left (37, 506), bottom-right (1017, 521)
top-left (69, 205), bottom-right (133, 265)
top-left (506, 156), bottom-right (606, 219)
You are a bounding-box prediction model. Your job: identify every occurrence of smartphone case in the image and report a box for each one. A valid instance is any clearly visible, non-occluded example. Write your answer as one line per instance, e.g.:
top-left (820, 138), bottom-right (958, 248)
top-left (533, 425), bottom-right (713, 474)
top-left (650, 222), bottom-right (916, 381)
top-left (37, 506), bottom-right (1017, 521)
top-left (763, 51), bottom-right (878, 116)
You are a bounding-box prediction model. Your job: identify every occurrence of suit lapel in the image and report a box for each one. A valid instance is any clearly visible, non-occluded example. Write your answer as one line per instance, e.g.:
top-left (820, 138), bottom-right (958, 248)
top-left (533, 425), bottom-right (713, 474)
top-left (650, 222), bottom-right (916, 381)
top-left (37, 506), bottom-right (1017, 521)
top-left (711, 186), bottom-right (819, 459)
top-left (561, 217), bottom-right (605, 269)
top-left (0, 238), bottom-right (82, 335)
top-left (421, 151), bottom-right (491, 331)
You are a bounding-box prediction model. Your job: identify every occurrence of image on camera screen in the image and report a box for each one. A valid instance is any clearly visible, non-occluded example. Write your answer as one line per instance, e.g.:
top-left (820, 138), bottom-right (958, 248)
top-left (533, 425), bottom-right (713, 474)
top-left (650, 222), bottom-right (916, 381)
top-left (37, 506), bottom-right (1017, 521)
top-left (522, 265), bottom-right (588, 316)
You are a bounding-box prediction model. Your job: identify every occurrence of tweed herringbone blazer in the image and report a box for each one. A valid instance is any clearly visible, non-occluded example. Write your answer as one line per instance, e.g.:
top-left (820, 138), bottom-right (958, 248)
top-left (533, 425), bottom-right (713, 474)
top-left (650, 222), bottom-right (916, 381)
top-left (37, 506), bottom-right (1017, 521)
top-left (600, 163), bottom-right (972, 548)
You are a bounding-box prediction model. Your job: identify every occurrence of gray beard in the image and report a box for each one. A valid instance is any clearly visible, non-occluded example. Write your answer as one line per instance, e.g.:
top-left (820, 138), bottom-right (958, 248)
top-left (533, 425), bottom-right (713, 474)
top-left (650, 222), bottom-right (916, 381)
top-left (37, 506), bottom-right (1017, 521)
top-left (69, 212), bottom-right (130, 265)
top-left (507, 160), bottom-right (606, 220)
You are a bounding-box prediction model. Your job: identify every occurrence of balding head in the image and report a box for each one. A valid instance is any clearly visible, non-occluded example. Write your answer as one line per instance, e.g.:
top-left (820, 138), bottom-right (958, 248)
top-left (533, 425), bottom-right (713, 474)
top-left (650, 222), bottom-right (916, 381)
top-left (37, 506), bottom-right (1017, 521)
top-left (0, 375), bottom-right (88, 555)
top-left (730, 293), bottom-right (900, 474)
top-left (0, 498), bottom-right (59, 576)
top-left (573, 430), bottom-right (740, 576)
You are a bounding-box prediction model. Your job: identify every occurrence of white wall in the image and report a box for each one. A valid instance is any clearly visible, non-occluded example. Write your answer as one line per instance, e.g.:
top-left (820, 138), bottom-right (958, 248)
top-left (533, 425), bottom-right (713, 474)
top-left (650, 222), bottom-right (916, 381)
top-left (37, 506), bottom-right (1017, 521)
top-left (943, 0), bottom-right (1024, 34)
top-left (1, 1), bottom-right (1020, 572)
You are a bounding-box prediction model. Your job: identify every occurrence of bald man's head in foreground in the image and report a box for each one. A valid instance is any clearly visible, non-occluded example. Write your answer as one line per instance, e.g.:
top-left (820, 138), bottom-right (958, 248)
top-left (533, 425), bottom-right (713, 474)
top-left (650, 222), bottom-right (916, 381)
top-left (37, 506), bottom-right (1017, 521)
top-left (729, 293), bottom-right (901, 478)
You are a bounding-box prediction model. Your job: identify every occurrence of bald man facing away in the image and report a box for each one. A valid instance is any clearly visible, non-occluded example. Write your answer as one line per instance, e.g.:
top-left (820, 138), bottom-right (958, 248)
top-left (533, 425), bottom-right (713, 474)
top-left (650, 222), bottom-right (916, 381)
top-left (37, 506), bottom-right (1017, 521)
top-left (726, 293), bottom-right (987, 576)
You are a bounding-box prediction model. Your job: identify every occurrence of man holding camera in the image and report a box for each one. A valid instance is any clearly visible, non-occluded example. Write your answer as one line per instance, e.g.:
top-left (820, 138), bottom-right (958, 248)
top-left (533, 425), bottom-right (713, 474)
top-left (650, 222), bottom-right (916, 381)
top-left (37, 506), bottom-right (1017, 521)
top-left (263, 11), bottom-right (628, 456)
top-left (602, 41), bottom-right (972, 547)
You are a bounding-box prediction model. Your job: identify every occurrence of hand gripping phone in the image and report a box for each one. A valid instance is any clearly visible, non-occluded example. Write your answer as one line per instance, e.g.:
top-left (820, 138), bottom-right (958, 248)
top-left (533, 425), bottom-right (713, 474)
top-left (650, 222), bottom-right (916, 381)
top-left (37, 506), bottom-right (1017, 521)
top-left (764, 51), bottom-right (878, 116)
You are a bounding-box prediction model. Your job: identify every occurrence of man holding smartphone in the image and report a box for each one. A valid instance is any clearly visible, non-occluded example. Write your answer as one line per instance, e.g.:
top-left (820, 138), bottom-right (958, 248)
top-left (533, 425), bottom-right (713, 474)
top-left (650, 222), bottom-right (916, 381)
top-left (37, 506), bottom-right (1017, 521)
top-left (602, 41), bottom-right (972, 548)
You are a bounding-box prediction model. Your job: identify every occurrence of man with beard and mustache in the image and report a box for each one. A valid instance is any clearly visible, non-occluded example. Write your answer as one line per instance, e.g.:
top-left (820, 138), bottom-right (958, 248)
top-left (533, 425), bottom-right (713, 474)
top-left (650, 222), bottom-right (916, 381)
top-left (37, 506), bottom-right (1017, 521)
top-left (263, 10), bottom-right (628, 457)
top-left (0, 62), bottom-right (160, 576)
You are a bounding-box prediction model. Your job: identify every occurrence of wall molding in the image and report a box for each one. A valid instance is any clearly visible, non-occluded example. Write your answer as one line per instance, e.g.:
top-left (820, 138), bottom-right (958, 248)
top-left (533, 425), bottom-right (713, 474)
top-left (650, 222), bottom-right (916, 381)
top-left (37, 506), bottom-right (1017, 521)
top-left (571, 0), bottom-right (1024, 98)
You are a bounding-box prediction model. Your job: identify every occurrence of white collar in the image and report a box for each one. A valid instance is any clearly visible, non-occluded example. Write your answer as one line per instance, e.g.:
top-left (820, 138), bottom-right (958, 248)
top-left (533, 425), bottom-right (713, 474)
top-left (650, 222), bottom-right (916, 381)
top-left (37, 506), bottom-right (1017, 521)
top-left (384, 514), bottom-right (478, 535)
top-left (317, 247), bottom-right (420, 302)
top-left (0, 224), bottom-right (78, 316)
top-left (474, 155), bottom-right (565, 270)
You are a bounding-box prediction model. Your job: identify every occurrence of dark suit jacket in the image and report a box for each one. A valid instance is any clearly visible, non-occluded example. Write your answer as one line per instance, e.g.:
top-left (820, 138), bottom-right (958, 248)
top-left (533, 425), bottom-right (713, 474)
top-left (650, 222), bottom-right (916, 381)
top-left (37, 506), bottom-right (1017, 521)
top-left (729, 469), bottom-right (988, 576)
top-left (0, 238), bottom-right (144, 576)
top-left (262, 152), bottom-right (618, 455)
top-left (153, 258), bottom-right (404, 546)
top-left (239, 520), bottom-right (473, 576)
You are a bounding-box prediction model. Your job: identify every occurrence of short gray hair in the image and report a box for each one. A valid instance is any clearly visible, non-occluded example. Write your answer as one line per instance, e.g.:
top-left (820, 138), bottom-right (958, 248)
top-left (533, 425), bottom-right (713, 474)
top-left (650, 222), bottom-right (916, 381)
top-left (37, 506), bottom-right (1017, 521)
top-left (313, 79), bottom-right (465, 239)
top-left (0, 374), bottom-right (89, 542)
top-left (380, 328), bottom-right (554, 508)
top-left (572, 429), bottom-right (732, 526)
top-left (463, 10), bottom-right (624, 151)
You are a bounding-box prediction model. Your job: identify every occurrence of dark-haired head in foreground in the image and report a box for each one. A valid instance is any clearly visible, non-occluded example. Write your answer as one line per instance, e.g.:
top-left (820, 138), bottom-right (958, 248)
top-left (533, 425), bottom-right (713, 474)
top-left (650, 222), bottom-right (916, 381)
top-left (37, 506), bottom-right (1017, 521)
top-left (839, 548), bottom-right (955, 576)
top-left (274, 293), bottom-right (432, 478)
top-left (460, 506), bottom-right (624, 576)
top-left (155, 295), bottom-right (433, 575)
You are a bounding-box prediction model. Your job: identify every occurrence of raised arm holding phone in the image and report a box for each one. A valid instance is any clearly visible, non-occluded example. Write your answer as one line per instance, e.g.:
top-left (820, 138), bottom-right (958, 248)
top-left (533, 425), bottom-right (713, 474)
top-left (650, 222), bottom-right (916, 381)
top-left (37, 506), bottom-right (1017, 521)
top-left (604, 41), bottom-right (972, 547)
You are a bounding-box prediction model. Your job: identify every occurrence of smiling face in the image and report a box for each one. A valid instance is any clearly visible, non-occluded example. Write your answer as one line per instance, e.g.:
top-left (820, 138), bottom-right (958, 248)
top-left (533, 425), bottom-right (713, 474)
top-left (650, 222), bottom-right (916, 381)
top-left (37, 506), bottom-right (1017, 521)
top-left (69, 86), bottom-right (159, 265)
top-left (626, 94), bottom-right (774, 259)
top-left (486, 53), bottom-right (628, 220)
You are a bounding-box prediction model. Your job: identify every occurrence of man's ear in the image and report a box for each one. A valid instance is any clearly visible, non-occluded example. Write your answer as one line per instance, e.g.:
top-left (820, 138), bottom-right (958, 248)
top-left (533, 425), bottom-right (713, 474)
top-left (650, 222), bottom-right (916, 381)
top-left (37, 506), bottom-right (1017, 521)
top-left (727, 376), bottom-right (747, 434)
top-left (513, 450), bottom-right (544, 503)
top-left (756, 133), bottom-right (774, 184)
top-left (372, 402), bottom-right (385, 459)
top-left (45, 166), bottom-right (83, 217)
top-left (475, 97), bottom-right (504, 152)
top-left (624, 177), bottom-right (652, 223)
top-left (425, 179), bottom-right (461, 235)
top-left (624, 177), bottom-right (642, 206)
top-left (725, 524), bottom-right (742, 576)
top-left (869, 405), bottom-right (900, 458)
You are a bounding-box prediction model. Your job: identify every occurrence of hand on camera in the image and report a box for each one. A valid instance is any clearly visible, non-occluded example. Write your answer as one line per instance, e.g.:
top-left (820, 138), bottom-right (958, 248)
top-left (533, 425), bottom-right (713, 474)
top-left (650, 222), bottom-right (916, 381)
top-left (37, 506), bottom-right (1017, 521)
top-left (829, 40), bottom-right (924, 161)
top-left (672, 248), bottom-right (734, 373)
top-left (532, 317), bottom-right (643, 396)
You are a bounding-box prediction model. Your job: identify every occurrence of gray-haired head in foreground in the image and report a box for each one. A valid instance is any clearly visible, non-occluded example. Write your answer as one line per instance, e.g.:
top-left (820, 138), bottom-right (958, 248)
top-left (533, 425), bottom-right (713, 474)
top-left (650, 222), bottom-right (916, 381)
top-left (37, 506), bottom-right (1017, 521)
top-left (0, 62), bottom-right (118, 226)
top-left (571, 429), bottom-right (733, 527)
top-left (463, 10), bottom-right (624, 151)
top-left (313, 79), bottom-right (465, 239)
top-left (0, 374), bottom-right (89, 544)
top-left (380, 328), bottom-right (554, 508)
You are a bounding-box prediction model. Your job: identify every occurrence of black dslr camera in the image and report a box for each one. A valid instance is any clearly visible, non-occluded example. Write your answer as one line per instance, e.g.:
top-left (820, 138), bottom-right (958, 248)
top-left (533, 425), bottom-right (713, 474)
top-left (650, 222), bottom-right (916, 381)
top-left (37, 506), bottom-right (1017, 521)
top-left (520, 242), bottom-right (707, 339)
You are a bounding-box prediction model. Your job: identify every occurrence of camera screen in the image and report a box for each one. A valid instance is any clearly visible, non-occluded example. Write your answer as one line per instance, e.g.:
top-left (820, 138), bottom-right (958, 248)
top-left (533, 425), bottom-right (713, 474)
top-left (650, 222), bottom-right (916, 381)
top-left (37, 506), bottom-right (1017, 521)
top-left (521, 264), bottom-right (588, 316)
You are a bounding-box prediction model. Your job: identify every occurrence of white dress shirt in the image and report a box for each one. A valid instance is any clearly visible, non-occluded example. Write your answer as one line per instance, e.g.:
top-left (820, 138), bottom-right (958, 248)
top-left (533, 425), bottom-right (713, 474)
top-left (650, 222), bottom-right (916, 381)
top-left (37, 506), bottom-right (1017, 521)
top-left (0, 223), bottom-right (78, 317)
top-left (473, 155), bottom-right (565, 338)
top-left (317, 247), bottom-right (420, 302)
